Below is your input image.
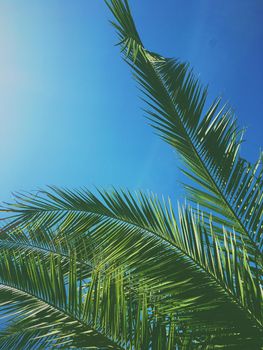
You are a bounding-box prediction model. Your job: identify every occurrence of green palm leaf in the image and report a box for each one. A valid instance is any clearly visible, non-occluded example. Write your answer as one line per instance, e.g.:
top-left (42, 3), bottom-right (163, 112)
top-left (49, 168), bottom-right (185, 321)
top-left (2, 187), bottom-right (262, 347)
top-left (0, 242), bottom-right (189, 349)
top-left (0, 285), bottom-right (118, 350)
top-left (105, 0), bottom-right (263, 264)
top-left (0, 248), bottom-right (128, 349)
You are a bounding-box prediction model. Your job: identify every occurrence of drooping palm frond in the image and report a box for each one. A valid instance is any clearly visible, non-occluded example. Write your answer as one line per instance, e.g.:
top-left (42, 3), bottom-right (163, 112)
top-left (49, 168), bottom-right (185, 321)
top-left (0, 285), bottom-right (119, 350)
top-left (105, 0), bottom-right (263, 264)
top-left (0, 246), bottom-right (130, 349)
top-left (2, 187), bottom-right (262, 348)
top-left (0, 236), bottom-right (192, 350)
top-left (0, 223), bottom-right (148, 348)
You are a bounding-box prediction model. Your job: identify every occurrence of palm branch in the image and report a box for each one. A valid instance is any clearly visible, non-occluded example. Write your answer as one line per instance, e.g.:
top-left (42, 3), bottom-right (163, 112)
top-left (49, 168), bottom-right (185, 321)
top-left (0, 232), bottom-right (137, 349)
top-left (0, 284), bottom-right (120, 350)
top-left (105, 0), bottom-right (263, 267)
top-left (1, 188), bottom-right (262, 348)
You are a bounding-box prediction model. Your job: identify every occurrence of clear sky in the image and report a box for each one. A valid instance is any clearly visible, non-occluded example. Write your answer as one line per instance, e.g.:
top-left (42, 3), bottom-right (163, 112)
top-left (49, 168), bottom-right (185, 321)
top-left (0, 0), bottom-right (262, 204)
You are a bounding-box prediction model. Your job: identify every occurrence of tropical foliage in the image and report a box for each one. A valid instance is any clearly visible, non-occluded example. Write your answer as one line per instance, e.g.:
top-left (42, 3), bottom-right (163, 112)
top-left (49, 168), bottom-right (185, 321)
top-left (0, 0), bottom-right (262, 348)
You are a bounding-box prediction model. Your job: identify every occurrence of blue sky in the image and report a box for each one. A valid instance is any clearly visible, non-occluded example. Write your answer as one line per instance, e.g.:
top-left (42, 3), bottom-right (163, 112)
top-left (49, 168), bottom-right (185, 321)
top-left (0, 0), bottom-right (262, 203)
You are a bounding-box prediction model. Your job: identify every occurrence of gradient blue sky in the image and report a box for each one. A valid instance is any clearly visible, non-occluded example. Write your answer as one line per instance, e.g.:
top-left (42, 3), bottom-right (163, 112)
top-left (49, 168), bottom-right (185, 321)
top-left (0, 0), bottom-right (262, 203)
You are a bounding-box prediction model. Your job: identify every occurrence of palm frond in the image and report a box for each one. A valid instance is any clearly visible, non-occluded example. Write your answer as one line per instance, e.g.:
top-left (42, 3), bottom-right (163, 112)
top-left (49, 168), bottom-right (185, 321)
top-left (0, 248), bottom-right (128, 349)
top-left (0, 283), bottom-right (123, 350)
top-left (2, 187), bottom-right (262, 347)
top-left (105, 0), bottom-right (263, 262)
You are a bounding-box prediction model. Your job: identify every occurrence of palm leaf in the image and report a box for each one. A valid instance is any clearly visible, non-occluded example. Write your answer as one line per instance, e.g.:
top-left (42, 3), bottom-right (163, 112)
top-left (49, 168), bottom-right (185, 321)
top-left (0, 245), bottom-right (189, 349)
top-left (0, 248), bottom-right (129, 349)
top-left (0, 285), bottom-right (118, 350)
top-left (2, 187), bottom-right (262, 347)
top-left (105, 0), bottom-right (263, 264)
top-left (0, 256), bottom-right (124, 349)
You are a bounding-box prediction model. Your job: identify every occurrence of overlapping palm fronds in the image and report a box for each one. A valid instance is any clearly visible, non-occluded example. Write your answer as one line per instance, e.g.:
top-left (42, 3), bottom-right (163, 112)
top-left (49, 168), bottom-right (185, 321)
top-left (0, 0), bottom-right (262, 348)
top-left (1, 188), bottom-right (262, 348)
